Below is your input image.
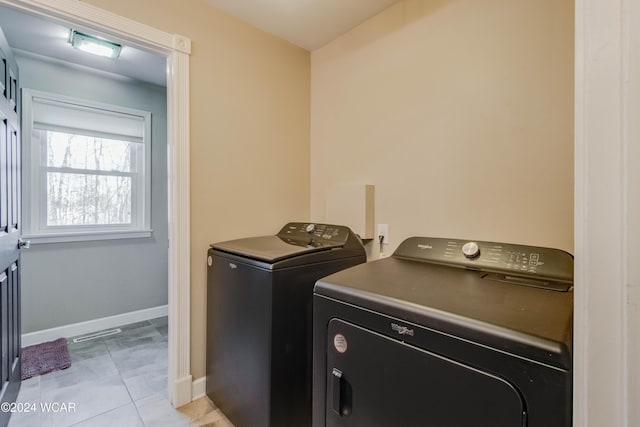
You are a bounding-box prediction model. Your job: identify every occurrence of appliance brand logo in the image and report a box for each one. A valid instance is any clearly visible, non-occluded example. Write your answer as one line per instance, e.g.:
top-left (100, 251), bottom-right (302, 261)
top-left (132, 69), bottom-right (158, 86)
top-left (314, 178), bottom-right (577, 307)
top-left (228, 263), bottom-right (237, 269)
top-left (391, 323), bottom-right (414, 336)
top-left (417, 244), bottom-right (433, 250)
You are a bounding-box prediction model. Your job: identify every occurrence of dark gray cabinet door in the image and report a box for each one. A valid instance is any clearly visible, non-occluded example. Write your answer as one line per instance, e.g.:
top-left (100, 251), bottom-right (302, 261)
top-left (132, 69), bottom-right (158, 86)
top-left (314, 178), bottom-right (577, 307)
top-left (0, 24), bottom-right (21, 427)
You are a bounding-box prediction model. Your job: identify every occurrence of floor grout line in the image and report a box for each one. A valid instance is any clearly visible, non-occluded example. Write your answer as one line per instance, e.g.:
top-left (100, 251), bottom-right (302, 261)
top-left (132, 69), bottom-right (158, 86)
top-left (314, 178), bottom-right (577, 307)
top-left (66, 401), bottom-right (133, 427)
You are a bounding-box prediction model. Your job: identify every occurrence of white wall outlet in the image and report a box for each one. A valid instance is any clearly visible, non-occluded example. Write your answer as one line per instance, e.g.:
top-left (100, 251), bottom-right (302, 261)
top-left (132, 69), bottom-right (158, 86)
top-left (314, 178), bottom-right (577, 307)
top-left (377, 224), bottom-right (389, 244)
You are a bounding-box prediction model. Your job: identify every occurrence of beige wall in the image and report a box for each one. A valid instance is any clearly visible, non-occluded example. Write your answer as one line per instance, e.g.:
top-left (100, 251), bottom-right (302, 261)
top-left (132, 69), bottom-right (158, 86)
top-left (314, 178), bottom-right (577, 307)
top-left (311, 0), bottom-right (574, 258)
top-left (84, 0), bottom-right (310, 379)
top-left (81, 0), bottom-right (573, 383)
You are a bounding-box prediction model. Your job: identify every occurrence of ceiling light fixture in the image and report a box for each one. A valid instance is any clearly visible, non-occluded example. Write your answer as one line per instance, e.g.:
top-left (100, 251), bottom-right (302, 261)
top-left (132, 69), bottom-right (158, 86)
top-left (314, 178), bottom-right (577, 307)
top-left (69, 30), bottom-right (122, 59)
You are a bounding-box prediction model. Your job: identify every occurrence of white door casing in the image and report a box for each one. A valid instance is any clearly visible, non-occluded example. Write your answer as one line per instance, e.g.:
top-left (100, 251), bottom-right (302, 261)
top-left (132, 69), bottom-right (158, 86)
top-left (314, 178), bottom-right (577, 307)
top-left (575, 0), bottom-right (638, 425)
top-left (0, 0), bottom-right (193, 407)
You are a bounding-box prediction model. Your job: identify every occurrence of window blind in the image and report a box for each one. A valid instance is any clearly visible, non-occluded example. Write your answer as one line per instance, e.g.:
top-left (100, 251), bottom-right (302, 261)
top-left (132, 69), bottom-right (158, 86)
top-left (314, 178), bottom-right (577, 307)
top-left (32, 97), bottom-right (144, 142)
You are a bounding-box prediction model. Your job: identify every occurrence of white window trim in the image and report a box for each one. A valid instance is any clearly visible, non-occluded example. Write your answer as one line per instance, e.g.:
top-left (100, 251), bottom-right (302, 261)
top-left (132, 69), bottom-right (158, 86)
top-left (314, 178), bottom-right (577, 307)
top-left (22, 89), bottom-right (153, 244)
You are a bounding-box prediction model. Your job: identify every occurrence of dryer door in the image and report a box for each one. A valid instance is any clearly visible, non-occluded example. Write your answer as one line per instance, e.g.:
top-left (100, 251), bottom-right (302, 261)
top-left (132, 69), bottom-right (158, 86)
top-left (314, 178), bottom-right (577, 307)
top-left (325, 319), bottom-right (525, 427)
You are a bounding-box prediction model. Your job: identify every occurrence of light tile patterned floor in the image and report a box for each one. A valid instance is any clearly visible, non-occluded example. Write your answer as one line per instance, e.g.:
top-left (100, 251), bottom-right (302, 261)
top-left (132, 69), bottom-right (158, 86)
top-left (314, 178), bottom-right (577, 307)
top-left (8, 317), bottom-right (233, 427)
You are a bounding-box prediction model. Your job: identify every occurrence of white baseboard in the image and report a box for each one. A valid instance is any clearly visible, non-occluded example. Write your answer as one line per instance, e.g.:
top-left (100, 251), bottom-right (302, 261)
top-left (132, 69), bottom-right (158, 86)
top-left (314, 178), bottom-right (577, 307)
top-left (22, 305), bottom-right (168, 347)
top-left (192, 377), bottom-right (206, 400)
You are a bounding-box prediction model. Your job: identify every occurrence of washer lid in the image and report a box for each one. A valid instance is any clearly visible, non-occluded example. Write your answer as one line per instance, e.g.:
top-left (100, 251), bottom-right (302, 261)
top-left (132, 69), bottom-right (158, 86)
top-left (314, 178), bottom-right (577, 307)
top-left (211, 235), bottom-right (340, 263)
top-left (210, 223), bottom-right (365, 265)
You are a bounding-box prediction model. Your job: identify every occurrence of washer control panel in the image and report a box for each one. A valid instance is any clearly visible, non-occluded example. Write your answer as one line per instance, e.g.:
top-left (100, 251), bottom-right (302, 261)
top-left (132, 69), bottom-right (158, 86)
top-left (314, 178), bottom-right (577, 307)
top-left (278, 223), bottom-right (351, 246)
top-left (393, 237), bottom-right (573, 283)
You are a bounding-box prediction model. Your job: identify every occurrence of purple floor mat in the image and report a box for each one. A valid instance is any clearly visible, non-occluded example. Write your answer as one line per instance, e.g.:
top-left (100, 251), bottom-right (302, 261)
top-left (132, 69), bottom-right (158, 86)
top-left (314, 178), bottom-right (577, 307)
top-left (21, 338), bottom-right (71, 380)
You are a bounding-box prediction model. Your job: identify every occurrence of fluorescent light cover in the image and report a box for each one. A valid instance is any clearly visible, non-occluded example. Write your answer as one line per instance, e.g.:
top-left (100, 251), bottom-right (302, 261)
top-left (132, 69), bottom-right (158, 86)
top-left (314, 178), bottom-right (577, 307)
top-left (70, 30), bottom-right (121, 59)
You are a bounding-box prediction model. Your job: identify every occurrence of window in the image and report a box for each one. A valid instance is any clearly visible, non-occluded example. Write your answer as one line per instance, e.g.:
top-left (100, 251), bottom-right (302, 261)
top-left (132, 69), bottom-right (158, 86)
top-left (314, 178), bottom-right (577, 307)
top-left (23, 89), bottom-right (152, 243)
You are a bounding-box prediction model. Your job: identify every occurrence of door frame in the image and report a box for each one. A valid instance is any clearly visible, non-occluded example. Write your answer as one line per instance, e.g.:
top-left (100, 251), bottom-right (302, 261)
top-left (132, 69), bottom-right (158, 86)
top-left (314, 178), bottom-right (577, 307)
top-left (0, 0), bottom-right (193, 407)
top-left (575, 0), bottom-right (638, 424)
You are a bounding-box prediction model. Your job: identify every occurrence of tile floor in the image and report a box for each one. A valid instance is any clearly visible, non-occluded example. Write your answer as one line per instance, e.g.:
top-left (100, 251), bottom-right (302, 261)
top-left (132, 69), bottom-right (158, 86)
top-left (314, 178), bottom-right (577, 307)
top-left (8, 317), bottom-right (233, 427)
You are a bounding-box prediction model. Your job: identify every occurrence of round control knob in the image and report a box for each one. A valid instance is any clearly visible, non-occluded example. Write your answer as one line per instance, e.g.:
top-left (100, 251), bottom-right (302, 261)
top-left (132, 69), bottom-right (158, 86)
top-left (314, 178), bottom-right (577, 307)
top-left (305, 223), bottom-right (316, 233)
top-left (462, 242), bottom-right (480, 259)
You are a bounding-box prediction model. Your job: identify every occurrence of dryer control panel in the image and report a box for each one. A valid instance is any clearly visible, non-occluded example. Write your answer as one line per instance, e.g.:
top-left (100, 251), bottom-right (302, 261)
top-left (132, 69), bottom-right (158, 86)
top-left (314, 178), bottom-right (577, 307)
top-left (393, 237), bottom-right (573, 284)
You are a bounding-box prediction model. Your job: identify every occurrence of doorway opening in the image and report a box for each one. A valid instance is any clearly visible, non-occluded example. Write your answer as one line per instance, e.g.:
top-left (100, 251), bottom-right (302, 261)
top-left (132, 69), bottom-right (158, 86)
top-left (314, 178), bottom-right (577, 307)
top-left (0, 0), bottom-right (192, 410)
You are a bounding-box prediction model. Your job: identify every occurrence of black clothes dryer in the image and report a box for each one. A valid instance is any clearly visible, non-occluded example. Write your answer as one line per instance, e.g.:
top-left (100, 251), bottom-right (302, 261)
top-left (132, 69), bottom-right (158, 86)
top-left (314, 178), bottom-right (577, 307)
top-left (206, 223), bottom-right (366, 427)
top-left (313, 237), bottom-right (573, 427)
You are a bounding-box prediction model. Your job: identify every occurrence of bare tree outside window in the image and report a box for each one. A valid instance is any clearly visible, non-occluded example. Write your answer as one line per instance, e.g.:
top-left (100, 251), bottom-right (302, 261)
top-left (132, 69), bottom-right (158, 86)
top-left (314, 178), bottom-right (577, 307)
top-left (41, 130), bottom-right (138, 226)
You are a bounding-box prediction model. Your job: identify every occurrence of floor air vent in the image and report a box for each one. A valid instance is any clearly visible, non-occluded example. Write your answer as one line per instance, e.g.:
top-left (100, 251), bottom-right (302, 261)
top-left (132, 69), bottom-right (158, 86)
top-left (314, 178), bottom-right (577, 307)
top-left (72, 328), bottom-right (122, 343)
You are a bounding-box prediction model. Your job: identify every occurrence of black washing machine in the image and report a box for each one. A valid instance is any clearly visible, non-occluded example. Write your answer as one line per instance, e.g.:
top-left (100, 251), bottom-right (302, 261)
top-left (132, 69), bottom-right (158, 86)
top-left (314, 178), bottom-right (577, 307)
top-left (313, 237), bottom-right (573, 427)
top-left (206, 222), bottom-right (366, 427)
